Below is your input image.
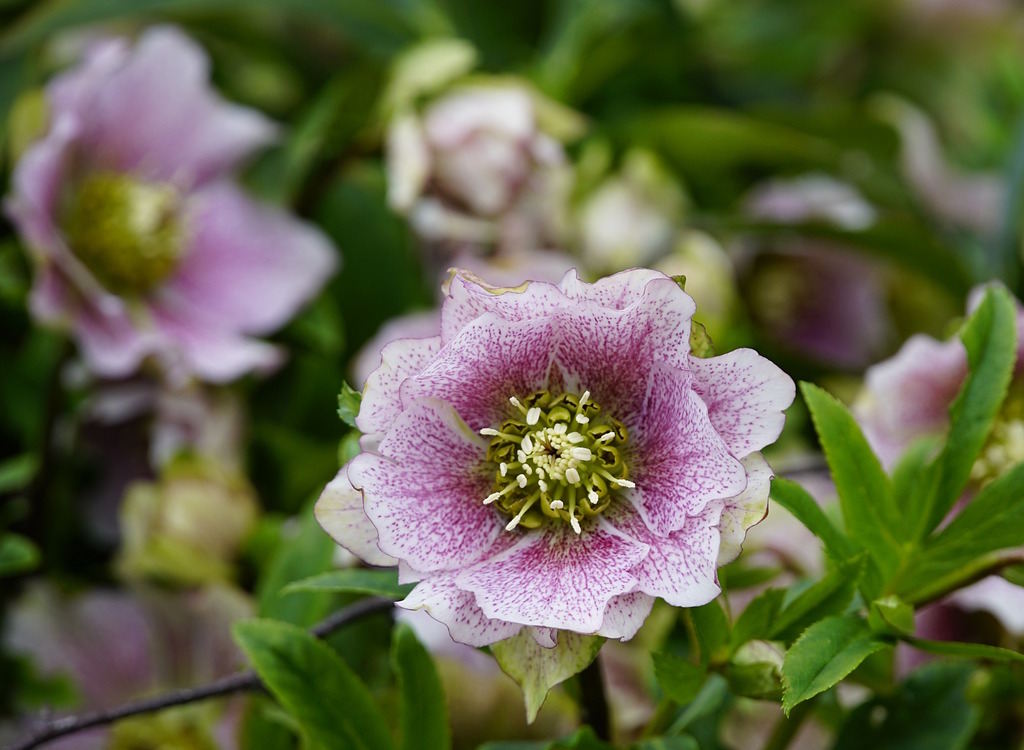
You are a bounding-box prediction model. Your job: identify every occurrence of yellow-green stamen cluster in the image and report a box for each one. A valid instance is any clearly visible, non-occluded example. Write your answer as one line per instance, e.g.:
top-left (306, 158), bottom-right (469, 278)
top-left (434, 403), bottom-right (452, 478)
top-left (480, 389), bottom-right (634, 535)
top-left (62, 171), bottom-right (185, 295)
top-left (971, 382), bottom-right (1024, 486)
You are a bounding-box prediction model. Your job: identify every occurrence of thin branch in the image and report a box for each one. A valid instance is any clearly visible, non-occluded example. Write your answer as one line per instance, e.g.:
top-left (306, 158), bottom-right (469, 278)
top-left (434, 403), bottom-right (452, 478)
top-left (7, 596), bottom-right (394, 750)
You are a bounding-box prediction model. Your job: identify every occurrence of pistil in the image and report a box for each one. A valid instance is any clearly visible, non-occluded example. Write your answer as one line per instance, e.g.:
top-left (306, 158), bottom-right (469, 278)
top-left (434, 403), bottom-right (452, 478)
top-left (480, 389), bottom-right (634, 534)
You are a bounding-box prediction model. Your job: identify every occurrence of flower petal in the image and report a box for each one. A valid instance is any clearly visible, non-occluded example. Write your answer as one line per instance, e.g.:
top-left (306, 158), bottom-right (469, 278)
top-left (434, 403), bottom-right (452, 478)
top-left (597, 592), bottom-right (655, 641)
top-left (631, 363), bottom-right (747, 535)
top-left (855, 334), bottom-right (966, 468)
top-left (315, 467), bottom-right (397, 567)
top-left (75, 27), bottom-right (276, 185)
top-left (357, 336), bottom-right (441, 437)
top-left (165, 182), bottom-right (337, 334)
top-left (611, 503), bottom-right (723, 608)
top-left (148, 300), bottom-right (284, 383)
top-left (349, 398), bottom-right (500, 573)
top-left (558, 267), bottom-right (670, 310)
top-left (551, 278), bottom-right (695, 418)
top-left (351, 310), bottom-right (441, 388)
top-left (401, 313), bottom-right (561, 430)
top-left (440, 269), bottom-right (569, 344)
top-left (456, 521), bottom-right (647, 633)
top-left (689, 348), bottom-right (796, 459)
top-left (399, 575), bottom-right (520, 647)
top-left (491, 628), bottom-right (604, 723)
top-left (718, 452), bottom-right (773, 565)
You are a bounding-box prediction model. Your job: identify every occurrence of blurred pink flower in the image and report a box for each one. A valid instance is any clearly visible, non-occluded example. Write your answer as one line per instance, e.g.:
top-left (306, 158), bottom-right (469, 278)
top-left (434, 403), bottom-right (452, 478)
top-left (2, 583), bottom-right (251, 749)
top-left (317, 267), bottom-right (793, 715)
top-left (387, 84), bottom-right (571, 256)
top-left (5, 26), bottom-right (337, 383)
top-left (739, 175), bottom-right (890, 369)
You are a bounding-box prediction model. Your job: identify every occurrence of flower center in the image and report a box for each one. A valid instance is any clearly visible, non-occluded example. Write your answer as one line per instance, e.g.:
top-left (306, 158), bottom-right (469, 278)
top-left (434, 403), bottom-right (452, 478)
top-left (479, 389), bottom-right (634, 535)
top-left (971, 382), bottom-right (1024, 486)
top-left (62, 171), bottom-right (185, 295)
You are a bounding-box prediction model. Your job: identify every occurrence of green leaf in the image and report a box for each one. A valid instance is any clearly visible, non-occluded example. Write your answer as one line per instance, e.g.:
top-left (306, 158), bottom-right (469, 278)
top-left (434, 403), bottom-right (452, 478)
top-left (234, 619), bottom-right (394, 750)
top-left (257, 505), bottom-right (337, 626)
top-left (0, 453), bottom-right (37, 494)
top-left (919, 286), bottom-right (1017, 535)
top-left (769, 477), bottom-right (856, 564)
top-left (391, 623), bottom-right (451, 750)
top-left (900, 636), bottom-right (1024, 663)
top-left (834, 663), bottom-right (978, 750)
top-left (892, 460), bottom-right (1024, 603)
top-left (283, 569), bottom-right (412, 599)
top-left (731, 588), bottom-right (785, 652)
top-left (652, 652), bottom-right (707, 705)
top-left (781, 615), bottom-right (886, 715)
top-left (337, 381), bottom-right (362, 428)
top-left (770, 556), bottom-right (863, 641)
top-left (0, 533), bottom-right (39, 576)
top-left (801, 382), bottom-right (901, 577)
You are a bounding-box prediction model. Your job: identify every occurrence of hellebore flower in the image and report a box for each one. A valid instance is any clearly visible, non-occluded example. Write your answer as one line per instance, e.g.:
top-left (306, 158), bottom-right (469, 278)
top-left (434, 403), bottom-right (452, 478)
top-left (386, 83), bottom-right (574, 256)
top-left (737, 175), bottom-right (890, 369)
top-left (317, 268), bottom-right (794, 717)
top-left (5, 26), bottom-right (337, 383)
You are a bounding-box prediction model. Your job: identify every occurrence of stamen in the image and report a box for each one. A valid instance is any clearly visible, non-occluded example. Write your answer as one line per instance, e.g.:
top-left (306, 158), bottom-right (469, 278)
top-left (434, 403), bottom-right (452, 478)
top-left (517, 474), bottom-right (528, 488)
top-left (566, 432), bottom-right (585, 444)
top-left (526, 407), bottom-right (541, 425)
top-left (549, 499), bottom-right (564, 510)
top-left (509, 396), bottom-right (526, 412)
top-left (499, 462), bottom-right (508, 477)
top-left (598, 432), bottom-right (616, 443)
top-left (565, 467), bottom-right (581, 484)
top-left (588, 490), bottom-right (600, 505)
top-left (505, 494), bottom-right (540, 531)
top-left (575, 413), bottom-right (590, 424)
top-left (521, 434), bottom-right (535, 454)
top-left (570, 447), bottom-right (593, 461)
top-left (553, 423), bottom-right (567, 434)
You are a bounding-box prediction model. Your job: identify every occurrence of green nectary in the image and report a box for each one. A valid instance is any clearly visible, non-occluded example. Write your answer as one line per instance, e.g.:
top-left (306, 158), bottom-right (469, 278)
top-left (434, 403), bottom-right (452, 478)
top-left (480, 389), bottom-right (634, 535)
top-left (62, 171), bottom-right (185, 296)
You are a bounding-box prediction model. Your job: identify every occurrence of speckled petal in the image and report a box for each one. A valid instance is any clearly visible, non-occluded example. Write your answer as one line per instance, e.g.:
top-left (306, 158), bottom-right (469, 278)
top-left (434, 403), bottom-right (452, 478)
top-left (401, 313), bottom-right (561, 430)
top-left (689, 348), bottom-right (796, 459)
top-left (630, 363), bottom-right (747, 535)
top-left (357, 336), bottom-right (442, 437)
top-left (456, 520), bottom-right (647, 632)
top-left (610, 502), bottom-right (723, 608)
top-left (557, 267), bottom-right (669, 310)
top-left (315, 466), bottom-right (397, 567)
top-left (399, 575), bottom-right (520, 647)
top-left (596, 592), bottom-right (655, 641)
top-left (717, 452), bottom-right (773, 565)
top-left (349, 398), bottom-right (499, 572)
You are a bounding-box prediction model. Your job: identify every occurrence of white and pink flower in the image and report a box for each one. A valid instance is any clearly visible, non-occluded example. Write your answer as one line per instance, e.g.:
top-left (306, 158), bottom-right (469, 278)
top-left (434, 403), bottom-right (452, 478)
top-left (5, 26), bottom-right (337, 383)
top-left (386, 83), bottom-right (572, 256)
top-left (317, 267), bottom-right (794, 716)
